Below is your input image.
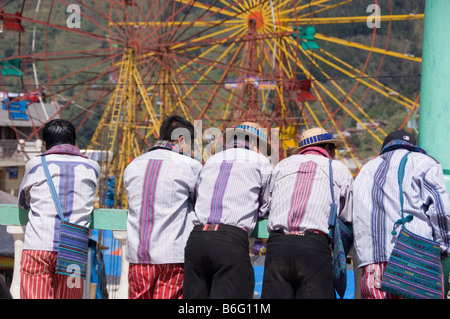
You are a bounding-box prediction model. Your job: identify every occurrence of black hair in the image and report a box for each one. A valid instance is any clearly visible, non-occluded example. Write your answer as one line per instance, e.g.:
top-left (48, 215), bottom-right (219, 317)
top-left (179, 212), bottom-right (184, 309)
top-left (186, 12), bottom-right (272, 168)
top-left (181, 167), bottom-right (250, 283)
top-left (42, 119), bottom-right (76, 149)
top-left (159, 115), bottom-right (194, 142)
top-left (317, 143), bottom-right (336, 156)
top-left (322, 143), bottom-right (336, 150)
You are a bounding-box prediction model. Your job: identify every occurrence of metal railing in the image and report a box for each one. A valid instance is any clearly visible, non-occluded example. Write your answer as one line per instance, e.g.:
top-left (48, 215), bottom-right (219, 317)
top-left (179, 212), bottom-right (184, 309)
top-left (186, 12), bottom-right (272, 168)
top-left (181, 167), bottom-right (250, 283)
top-left (0, 204), bottom-right (364, 299)
top-left (0, 204), bottom-right (128, 299)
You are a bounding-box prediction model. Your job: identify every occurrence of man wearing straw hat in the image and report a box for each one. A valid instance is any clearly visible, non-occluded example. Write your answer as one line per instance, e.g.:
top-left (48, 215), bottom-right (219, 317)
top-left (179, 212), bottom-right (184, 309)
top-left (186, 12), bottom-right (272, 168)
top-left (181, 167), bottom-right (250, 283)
top-left (183, 122), bottom-right (273, 299)
top-left (261, 127), bottom-right (353, 299)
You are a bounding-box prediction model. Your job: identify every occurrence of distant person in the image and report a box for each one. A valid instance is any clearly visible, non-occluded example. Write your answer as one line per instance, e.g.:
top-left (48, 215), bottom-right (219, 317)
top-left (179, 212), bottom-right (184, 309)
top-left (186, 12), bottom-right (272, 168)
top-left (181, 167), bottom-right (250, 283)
top-left (18, 119), bottom-right (100, 299)
top-left (183, 122), bottom-right (273, 299)
top-left (353, 130), bottom-right (450, 299)
top-left (261, 127), bottom-right (353, 299)
top-left (124, 115), bottom-right (202, 299)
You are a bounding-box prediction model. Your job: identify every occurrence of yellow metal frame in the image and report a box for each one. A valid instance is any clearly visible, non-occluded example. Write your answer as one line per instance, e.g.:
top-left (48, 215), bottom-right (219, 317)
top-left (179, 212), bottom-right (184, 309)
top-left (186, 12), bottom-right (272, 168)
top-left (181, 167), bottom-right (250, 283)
top-left (88, 48), bottom-right (160, 208)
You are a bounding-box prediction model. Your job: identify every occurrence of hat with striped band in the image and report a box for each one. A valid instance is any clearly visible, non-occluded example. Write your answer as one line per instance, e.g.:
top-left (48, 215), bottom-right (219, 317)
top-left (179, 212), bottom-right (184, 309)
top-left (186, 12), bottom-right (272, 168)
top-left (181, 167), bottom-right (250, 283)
top-left (224, 122), bottom-right (271, 154)
top-left (292, 127), bottom-right (344, 154)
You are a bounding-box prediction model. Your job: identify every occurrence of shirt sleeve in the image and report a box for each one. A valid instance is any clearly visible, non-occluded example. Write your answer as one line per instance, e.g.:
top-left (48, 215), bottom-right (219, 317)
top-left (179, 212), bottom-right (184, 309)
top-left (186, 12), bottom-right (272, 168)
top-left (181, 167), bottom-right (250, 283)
top-left (18, 161), bottom-right (36, 209)
top-left (421, 163), bottom-right (450, 256)
top-left (337, 164), bottom-right (354, 224)
top-left (258, 162), bottom-right (273, 218)
top-left (191, 162), bottom-right (203, 205)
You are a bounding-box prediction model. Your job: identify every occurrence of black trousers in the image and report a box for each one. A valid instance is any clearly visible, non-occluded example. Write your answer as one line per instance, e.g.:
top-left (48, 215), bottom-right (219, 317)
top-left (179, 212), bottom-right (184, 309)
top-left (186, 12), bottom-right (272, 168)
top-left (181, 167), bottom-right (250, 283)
top-left (0, 276), bottom-right (12, 299)
top-left (183, 224), bottom-right (255, 299)
top-left (261, 229), bottom-right (335, 299)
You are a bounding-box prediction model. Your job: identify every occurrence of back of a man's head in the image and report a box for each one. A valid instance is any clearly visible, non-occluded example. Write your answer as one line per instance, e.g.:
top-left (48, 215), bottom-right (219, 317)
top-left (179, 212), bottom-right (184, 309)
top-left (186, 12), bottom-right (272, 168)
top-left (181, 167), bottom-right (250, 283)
top-left (43, 119), bottom-right (76, 149)
top-left (381, 129), bottom-right (417, 151)
top-left (159, 115), bottom-right (194, 142)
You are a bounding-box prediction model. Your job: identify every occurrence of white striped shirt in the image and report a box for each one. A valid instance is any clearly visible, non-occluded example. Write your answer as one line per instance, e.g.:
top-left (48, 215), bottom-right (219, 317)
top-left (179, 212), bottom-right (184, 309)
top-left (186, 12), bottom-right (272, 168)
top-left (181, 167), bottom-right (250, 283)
top-left (124, 149), bottom-right (202, 264)
top-left (18, 154), bottom-right (100, 252)
top-left (267, 151), bottom-right (353, 234)
top-left (192, 147), bottom-right (272, 234)
top-left (353, 149), bottom-right (450, 268)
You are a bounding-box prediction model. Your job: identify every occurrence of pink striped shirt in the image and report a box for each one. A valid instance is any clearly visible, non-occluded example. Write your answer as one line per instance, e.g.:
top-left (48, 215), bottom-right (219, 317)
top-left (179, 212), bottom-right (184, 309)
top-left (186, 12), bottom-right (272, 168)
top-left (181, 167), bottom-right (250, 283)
top-left (124, 149), bottom-right (202, 264)
top-left (267, 152), bottom-right (353, 234)
top-left (192, 147), bottom-right (272, 234)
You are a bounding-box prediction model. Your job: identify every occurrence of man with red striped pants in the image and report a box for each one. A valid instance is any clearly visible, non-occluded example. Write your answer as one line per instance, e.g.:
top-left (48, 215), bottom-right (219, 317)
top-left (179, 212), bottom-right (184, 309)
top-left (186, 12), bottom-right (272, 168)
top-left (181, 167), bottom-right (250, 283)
top-left (124, 115), bottom-right (202, 299)
top-left (353, 130), bottom-right (450, 299)
top-left (18, 119), bottom-right (100, 299)
top-left (261, 127), bottom-right (353, 299)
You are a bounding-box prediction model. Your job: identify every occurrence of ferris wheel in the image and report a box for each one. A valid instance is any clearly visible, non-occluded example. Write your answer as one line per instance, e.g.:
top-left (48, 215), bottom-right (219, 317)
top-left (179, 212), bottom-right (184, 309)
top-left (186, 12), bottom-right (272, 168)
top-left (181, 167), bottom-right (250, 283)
top-left (0, 0), bottom-right (423, 208)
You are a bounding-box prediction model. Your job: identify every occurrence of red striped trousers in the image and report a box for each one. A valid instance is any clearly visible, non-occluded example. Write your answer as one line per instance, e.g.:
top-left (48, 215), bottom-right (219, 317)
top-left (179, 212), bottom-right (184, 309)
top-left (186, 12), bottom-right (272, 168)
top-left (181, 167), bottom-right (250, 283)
top-left (128, 263), bottom-right (184, 299)
top-left (360, 262), bottom-right (404, 299)
top-left (20, 250), bottom-right (84, 299)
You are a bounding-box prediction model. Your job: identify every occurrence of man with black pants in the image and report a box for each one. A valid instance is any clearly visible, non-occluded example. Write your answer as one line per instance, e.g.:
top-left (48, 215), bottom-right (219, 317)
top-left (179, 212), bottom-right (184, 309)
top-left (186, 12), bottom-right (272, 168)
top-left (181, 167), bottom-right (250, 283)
top-left (261, 127), bottom-right (353, 299)
top-left (183, 122), bottom-right (273, 299)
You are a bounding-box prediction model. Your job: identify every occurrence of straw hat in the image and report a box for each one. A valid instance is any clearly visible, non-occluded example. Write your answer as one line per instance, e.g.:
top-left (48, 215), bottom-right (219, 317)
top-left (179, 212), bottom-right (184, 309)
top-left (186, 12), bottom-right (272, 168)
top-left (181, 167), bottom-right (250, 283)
top-left (292, 127), bottom-right (344, 154)
top-left (224, 122), bottom-right (272, 154)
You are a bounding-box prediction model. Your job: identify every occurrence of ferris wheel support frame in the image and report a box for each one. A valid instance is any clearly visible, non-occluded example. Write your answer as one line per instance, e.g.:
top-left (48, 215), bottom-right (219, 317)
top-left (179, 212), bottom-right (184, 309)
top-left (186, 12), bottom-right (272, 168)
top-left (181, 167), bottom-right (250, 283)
top-left (87, 48), bottom-right (160, 208)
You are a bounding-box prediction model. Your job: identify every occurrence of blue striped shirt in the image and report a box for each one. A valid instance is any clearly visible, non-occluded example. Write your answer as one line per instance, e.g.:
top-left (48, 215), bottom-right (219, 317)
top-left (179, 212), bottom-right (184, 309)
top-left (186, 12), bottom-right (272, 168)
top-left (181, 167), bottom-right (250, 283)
top-left (18, 154), bottom-right (100, 251)
top-left (353, 149), bottom-right (450, 268)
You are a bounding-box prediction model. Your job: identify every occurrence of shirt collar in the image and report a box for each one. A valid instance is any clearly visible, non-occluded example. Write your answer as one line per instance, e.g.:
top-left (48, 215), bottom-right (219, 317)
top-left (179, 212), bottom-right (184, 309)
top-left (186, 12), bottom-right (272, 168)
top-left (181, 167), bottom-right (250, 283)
top-left (298, 145), bottom-right (331, 159)
top-left (223, 140), bottom-right (251, 151)
top-left (149, 140), bottom-right (181, 153)
top-left (41, 144), bottom-right (87, 158)
top-left (148, 140), bottom-right (194, 158)
top-left (380, 140), bottom-right (426, 155)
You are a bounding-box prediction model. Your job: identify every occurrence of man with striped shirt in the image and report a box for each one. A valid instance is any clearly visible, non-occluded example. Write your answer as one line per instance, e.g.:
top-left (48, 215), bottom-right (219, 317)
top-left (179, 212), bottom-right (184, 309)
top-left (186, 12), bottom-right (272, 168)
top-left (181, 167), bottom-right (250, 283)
top-left (261, 127), bottom-right (353, 299)
top-left (353, 130), bottom-right (450, 299)
top-left (124, 115), bottom-right (202, 299)
top-left (18, 119), bottom-right (100, 299)
top-left (183, 122), bottom-right (273, 299)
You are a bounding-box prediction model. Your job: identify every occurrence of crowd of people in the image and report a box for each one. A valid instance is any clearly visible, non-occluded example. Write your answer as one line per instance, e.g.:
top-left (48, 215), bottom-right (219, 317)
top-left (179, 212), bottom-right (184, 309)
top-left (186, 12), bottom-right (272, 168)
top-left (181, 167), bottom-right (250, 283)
top-left (13, 116), bottom-right (450, 299)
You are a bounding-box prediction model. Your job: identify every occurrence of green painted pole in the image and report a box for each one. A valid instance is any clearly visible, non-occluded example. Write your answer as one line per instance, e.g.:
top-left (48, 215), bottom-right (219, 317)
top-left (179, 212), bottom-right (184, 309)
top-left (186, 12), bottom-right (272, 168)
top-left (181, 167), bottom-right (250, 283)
top-left (419, 0), bottom-right (450, 191)
top-left (419, 0), bottom-right (450, 298)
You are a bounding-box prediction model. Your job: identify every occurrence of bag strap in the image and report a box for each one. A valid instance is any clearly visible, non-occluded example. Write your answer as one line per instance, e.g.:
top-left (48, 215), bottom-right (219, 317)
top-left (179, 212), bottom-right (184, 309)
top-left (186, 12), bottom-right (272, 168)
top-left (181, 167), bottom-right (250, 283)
top-left (329, 159), bottom-right (335, 204)
top-left (41, 156), bottom-right (66, 222)
top-left (392, 152), bottom-right (413, 235)
top-left (328, 159), bottom-right (338, 235)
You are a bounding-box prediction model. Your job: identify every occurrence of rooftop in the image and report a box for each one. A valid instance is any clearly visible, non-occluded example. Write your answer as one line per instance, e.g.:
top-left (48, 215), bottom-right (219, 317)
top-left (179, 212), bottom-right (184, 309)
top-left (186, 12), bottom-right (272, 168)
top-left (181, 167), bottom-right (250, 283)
top-left (0, 101), bottom-right (60, 128)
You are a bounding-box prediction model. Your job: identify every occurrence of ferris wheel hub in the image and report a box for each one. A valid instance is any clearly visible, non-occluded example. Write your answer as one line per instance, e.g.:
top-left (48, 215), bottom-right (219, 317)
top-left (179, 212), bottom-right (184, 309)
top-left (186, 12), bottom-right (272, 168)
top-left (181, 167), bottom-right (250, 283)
top-left (247, 12), bottom-right (264, 30)
top-left (127, 39), bottom-right (142, 55)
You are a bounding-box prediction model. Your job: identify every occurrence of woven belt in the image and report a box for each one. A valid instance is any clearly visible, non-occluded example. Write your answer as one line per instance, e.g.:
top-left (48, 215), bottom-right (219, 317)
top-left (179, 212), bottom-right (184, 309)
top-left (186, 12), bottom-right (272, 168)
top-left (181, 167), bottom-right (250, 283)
top-left (284, 229), bottom-right (329, 238)
top-left (201, 224), bottom-right (220, 231)
top-left (194, 224), bottom-right (248, 235)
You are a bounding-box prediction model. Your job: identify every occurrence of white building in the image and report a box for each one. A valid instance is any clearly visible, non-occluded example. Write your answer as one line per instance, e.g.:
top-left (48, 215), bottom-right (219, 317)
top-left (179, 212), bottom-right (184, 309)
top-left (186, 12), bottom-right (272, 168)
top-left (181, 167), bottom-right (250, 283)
top-left (0, 101), bottom-right (60, 197)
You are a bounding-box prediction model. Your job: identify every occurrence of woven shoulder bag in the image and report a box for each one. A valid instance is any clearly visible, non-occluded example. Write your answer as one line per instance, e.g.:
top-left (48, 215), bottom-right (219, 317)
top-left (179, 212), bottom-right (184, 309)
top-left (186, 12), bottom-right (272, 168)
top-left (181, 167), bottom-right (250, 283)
top-left (380, 152), bottom-right (444, 299)
top-left (328, 159), bottom-right (353, 299)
